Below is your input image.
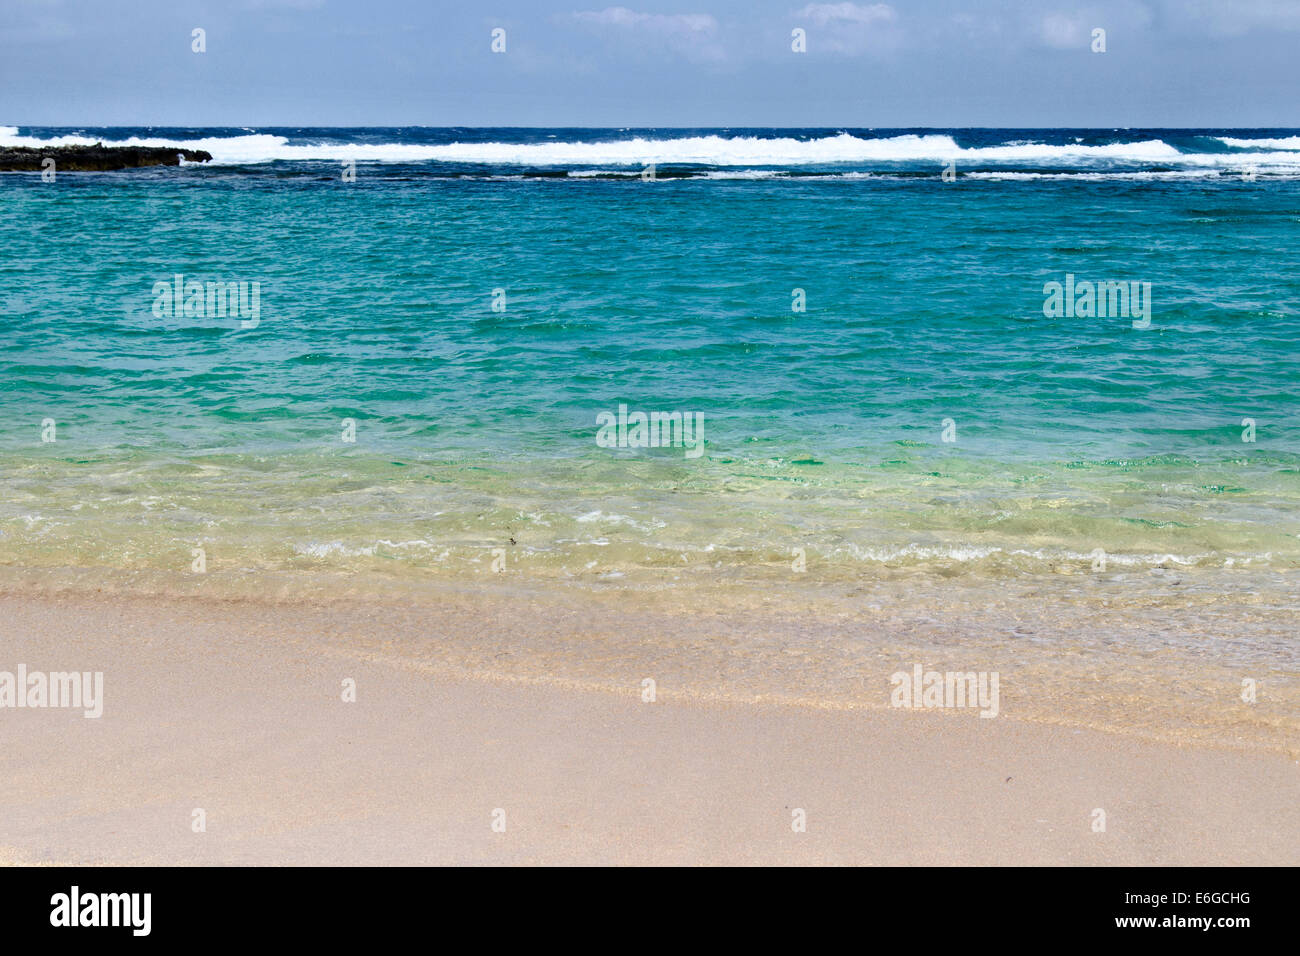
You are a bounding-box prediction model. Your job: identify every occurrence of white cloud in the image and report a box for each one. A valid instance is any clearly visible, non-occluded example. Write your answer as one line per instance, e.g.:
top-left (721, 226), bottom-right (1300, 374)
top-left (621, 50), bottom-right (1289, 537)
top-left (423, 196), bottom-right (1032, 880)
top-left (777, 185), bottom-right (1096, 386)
top-left (1176, 0), bottom-right (1300, 36)
top-left (1039, 12), bottom-right (1088, 48)
top-left (791, 3), bottom-right (900, 54)
top-left (572, 7), bottom-right (717, 33)
top-left (569, 7), bottom-right (724, 61)
top-left (795, 3), bottom-right (896, 27)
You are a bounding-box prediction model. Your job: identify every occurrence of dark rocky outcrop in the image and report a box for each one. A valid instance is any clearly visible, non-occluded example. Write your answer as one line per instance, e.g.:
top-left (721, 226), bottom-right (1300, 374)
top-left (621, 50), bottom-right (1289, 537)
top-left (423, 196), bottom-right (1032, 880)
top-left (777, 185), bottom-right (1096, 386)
top-left (0, 142), bottom-right (213, 171)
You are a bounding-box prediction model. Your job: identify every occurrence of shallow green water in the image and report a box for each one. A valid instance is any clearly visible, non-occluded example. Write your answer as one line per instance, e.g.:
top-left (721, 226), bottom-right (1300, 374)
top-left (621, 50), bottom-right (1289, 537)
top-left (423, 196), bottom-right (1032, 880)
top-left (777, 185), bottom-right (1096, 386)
top-left (2, 128), bottom-right (1299, 584)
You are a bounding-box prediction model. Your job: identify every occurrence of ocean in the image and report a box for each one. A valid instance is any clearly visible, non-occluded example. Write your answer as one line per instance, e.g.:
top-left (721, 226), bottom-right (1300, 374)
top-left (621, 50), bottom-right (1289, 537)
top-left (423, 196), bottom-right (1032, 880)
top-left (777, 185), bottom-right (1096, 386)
top-left (3, 126), bottom-right (1298, 579)
top-left (2, 124), bottom-right (1298, 742)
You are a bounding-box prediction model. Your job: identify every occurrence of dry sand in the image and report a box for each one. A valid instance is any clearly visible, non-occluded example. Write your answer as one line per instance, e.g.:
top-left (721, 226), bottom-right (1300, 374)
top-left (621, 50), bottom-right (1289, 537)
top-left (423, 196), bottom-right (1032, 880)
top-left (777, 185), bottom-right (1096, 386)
top-left (1, 590), bottom-right (1297, 865)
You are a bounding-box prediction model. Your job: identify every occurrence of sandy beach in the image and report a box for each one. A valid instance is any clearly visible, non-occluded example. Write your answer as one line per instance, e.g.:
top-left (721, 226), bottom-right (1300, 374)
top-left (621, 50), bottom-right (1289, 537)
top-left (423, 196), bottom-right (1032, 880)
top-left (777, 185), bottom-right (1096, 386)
top-left (2, 588), bottom-right (1296, 866)
top-left (6, 0), bottom-right (1300, 886)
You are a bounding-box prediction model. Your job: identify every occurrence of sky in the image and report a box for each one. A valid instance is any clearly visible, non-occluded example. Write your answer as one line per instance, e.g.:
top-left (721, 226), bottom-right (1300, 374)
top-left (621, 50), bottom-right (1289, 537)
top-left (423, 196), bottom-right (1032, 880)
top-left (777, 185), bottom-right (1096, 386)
top-left (2, 0), bottom-right (1298, 127)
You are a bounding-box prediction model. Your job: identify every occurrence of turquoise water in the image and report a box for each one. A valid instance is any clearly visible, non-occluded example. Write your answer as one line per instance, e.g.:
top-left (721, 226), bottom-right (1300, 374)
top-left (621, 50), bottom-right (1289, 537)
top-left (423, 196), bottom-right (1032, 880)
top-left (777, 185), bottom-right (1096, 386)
top-left (1, 127), bottom-right (1299, 584)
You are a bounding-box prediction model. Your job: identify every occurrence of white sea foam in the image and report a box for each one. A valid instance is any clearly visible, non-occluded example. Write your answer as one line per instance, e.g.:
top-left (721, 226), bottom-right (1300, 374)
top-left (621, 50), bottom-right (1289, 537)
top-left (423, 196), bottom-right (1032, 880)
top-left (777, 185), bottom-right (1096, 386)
top-left (831, 542), bottom-right (1218, 567)
top-left (574, 510), bottom-right (666, 532)
top-left (0, 128), bottom-right (1252, 167)
top-left (699, 168), bottom-right (784, 179)
top-left (1217, 136), bottom-right (1300, 150)
top-left (6, 127), bottom-right (1300, 171)
top-left (566, 168), bottom-right (636, 177)
top-left (967, 170), bottom-right (1230, 181)
top-left (294, 538), bottom-right (443, 559)
top-left (295, 541), bottom-right (373, 559)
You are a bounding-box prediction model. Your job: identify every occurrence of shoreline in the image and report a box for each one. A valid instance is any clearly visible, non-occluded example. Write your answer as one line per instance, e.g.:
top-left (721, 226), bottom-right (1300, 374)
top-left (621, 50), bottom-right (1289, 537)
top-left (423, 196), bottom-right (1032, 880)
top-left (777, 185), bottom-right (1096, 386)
top-left (1, 572), bottom-right (1296, 757)
top-left (1, 586), bottom-right (1297, 865)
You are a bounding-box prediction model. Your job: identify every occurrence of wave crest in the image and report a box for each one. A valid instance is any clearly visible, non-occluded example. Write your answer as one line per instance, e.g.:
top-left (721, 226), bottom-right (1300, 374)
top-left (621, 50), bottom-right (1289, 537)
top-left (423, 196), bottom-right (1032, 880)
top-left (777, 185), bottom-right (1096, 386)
top-left (5, 128), bottom-right (1300, 172)
top-left (1218, 136), bottom-right (1300, 150)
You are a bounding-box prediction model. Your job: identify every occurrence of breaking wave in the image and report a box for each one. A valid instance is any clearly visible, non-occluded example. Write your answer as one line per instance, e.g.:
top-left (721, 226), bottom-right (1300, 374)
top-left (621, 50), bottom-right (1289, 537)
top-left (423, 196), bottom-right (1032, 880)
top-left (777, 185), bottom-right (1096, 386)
top-left (6, 127), bottom-right (1300, 171)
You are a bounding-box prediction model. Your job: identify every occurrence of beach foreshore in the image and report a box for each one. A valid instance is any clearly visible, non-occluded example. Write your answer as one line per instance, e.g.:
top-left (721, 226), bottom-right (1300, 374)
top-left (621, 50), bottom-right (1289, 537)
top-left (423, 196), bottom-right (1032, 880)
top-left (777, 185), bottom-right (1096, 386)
top-left (1, 587), bottom-right (1296, 865)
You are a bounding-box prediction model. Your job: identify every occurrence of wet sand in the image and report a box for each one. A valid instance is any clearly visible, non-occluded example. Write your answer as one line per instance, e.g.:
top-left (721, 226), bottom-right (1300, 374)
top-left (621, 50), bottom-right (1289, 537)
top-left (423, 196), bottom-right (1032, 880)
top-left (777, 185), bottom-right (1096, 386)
top-left (1, 590), bottom-right (1296, 865)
